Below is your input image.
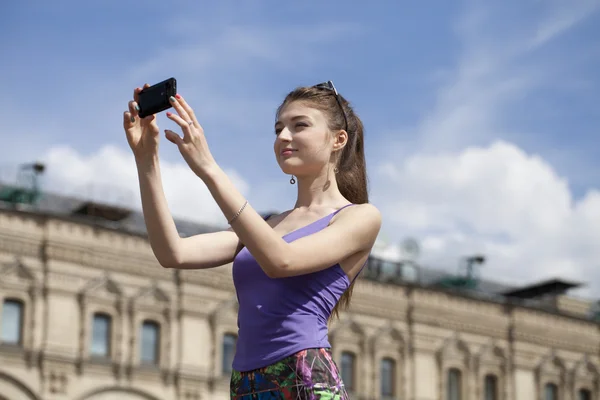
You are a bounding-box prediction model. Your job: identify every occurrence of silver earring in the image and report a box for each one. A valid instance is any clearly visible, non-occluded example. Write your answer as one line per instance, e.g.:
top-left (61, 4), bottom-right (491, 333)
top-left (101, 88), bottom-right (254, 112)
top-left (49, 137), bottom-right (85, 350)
top-left (334, 167), bottom-right (339, 173)
top-left (290, 176), bottom-right (296, 184)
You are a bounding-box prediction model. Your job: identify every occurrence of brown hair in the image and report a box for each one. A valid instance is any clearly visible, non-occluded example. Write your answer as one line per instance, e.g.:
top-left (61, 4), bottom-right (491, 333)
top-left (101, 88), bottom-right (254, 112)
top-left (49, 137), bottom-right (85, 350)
top-left (277, 84), bottom-right (369, 321)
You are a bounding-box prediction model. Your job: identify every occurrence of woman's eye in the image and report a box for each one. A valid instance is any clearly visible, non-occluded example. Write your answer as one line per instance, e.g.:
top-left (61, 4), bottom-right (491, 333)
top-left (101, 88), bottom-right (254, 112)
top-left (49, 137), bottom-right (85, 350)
top-left (295, 122), bottom-right (308, 129)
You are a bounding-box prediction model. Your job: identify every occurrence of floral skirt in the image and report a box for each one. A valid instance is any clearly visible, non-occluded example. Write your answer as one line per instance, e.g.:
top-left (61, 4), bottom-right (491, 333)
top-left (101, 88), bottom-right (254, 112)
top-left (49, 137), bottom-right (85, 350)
top-left (230, 348), bottom-right (349, 399)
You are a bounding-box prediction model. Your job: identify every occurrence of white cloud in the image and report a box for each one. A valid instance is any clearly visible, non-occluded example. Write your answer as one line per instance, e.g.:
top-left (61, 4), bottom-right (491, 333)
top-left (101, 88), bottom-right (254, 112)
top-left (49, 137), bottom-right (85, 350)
top-left (41, 145), bottom-right (249, 226)
top-left (375, 140), bottom-right (600, 294)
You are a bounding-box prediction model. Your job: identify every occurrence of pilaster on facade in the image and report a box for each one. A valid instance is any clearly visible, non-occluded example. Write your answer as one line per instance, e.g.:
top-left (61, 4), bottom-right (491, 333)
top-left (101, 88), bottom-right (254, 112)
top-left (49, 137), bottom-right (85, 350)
top-left (75, 273), bottom-right (124, 378)
top-left (208, 297), bottom-right (239, 381)
top-left (571, 355), bottom-right (598, 399)
top-left (436, 333), bottom-right (472, 399)
top-left (126, 283), bottom-right (174, 385)
top-left (474, 340), bottom-right (508, 400)
top-left (330, 317), bottom-right (367, 396)
top-left (0, 256), bottom-right (40, 368)
top-left (370, 322), bottom-right (405, 399)
top-left (535, 350), bottom-right (566, 400)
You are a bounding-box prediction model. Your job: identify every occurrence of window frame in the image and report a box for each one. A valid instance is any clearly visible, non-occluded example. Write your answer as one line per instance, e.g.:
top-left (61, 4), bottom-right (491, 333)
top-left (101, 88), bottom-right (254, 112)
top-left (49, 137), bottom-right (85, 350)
top-left (340, 350), bottom-right (357, 393)
top-left (447, 367), bottom-right (463, 400)
top-left (139, 319), bottom-right (161, 366)
top-left (221, 332), bottom-right (237, 375)
top-left (380, 356), bottom-right (396, 398)
top-left (1, 298), bottom-right (24, 346)
top-left (483, 373), bottom-right (499, 400)
top-left (90, 312), bottom-right (112, 359)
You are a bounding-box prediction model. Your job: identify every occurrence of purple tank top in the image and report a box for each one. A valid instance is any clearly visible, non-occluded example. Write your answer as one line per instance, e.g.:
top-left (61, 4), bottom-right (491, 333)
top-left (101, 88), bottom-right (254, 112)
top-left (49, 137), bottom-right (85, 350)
top-left (231, 204), bottom-right (356, 371)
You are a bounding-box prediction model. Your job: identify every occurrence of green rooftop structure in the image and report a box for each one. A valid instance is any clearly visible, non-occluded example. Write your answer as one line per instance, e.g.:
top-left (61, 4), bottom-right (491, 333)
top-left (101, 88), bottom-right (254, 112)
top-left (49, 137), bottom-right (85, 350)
top-left (436, 255), bottom-right (486, 290)
top-left (0, 162), bottom-right (45, 206)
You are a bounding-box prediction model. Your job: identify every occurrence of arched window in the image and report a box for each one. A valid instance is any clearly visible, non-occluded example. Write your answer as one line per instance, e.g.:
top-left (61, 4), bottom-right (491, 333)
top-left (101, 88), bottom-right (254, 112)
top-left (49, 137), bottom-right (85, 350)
top-left (90, 313), bottom-right (111, 358)
top-left (484, 374), bottom-right (498, 400)
top-left (380, 357), bottom-right (396, 398)
top-left (1, 299), bottom-right (24, 345)
top-left (578, 388), bottom-right (591, 400)
top-left (140, 320), bottom-right (160, 365)
top-left (340, 351), bottom-right (356, 393)
top-left (544, 383), bottom-right (558, 400)
top-left (222, 333), bottom-right (237, 375)
top-left (447, 368), bottom-right (462, 400)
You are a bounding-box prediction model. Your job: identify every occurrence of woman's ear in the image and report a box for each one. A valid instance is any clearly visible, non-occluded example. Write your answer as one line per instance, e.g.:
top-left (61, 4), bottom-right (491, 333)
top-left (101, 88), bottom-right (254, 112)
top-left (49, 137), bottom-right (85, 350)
top-left (332, 129), bottom-right (348, 152)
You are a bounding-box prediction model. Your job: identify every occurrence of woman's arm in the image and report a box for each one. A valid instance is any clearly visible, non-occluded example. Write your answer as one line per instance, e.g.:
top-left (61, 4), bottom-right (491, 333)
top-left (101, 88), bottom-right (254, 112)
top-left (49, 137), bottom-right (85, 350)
top-left (136, 157), bottom-right (241, 269)
top-left (202, 166), bottom-right (381, 278)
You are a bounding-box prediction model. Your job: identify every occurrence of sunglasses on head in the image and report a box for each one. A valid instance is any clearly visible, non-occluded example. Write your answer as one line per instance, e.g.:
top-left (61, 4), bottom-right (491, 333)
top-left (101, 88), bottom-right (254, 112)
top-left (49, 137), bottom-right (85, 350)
top-left (312, 80), bottom-right (348, 132)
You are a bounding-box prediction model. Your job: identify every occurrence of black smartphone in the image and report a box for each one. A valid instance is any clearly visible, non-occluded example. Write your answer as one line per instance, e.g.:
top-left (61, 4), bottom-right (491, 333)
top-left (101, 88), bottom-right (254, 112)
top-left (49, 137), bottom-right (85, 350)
top-left (137, 77), bottom-right (177, 118)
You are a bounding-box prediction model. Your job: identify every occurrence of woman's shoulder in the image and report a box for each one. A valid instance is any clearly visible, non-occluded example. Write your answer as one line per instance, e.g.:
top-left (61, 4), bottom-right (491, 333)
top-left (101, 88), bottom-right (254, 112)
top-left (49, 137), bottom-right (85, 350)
top-left (331, 203), bottom-right (381, 230)
top-left (342, 202), bottom-right (381, 219)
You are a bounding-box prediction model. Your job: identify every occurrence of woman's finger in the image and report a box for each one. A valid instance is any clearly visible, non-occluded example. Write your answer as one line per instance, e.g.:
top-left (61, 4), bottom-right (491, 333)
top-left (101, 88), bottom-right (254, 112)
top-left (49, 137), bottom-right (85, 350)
top-left (168, 95), bottom-right (193, 125)
top-left (123, 110), bottom-right (134, 128)
top-left (133, 84), bottom-right (149, 104)
top-left (165, 129), bottom-right (183, 146)
top-left (173, 94), bottom-right (199, 127)
top-left (166, 111), bottom-right (194, 141)
top-left (128, 100), bottom-right (140, 123)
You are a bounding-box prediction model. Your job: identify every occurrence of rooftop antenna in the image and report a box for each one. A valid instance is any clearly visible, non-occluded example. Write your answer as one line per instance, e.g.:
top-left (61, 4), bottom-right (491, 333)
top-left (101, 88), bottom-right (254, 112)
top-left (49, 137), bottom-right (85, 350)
top-left (0, 162), bottom-right (46, 206)
top-left (460, 254), bottom-right (486, 281)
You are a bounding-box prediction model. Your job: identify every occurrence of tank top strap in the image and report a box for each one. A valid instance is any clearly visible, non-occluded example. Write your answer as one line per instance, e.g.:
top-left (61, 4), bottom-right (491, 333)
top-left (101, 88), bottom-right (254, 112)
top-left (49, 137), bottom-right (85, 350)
top-left (325, 203), bottom-right (356, 225)
top-left (332, 203), bottom-right (356, 216)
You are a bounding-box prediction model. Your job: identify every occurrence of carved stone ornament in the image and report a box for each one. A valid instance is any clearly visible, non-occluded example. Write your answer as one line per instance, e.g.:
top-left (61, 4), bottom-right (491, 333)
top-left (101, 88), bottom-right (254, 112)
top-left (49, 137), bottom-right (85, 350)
top-left (371, 322), bottom-right (404, 352)
top-left (329, 317), bottom-right (366, 349)
top-left (475, 340), bottom-right (506, 372)
top-left (78, 272), bottom-right (122, 305)
top-left (536, 350), bottom-right (565, 383)
top-left (48, 369), bottom-right (68, 394)
top-left (130, 282), bottom-right (170, 315)
top-left (0, 256), bottom-right (35, 288)
top-left (437, 333), bottom-right (470, 366)
top-left (208, 297), bottom-right (239, 328)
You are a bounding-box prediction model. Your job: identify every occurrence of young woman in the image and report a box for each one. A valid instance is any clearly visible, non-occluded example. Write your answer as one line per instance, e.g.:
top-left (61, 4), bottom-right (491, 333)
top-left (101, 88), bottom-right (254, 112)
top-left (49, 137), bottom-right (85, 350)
top-left (123, 81), bottom-right (382, 399)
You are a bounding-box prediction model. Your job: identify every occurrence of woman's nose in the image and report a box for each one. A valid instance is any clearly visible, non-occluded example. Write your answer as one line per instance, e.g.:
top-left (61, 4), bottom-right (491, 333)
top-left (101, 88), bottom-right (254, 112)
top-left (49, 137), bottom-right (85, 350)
top-left (277, 127), bottom-right (292, 141)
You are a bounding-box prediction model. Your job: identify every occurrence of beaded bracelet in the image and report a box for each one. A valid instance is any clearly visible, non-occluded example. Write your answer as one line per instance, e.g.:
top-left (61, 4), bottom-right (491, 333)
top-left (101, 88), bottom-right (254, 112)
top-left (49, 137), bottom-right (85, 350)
top-left (228, 200), bottom-right (248, 224)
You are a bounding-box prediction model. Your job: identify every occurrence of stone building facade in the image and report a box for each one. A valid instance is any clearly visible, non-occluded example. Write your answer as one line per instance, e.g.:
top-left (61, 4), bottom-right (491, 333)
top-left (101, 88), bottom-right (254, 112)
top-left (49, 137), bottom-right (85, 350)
top-left (0, 194), bottom-right (599, 400)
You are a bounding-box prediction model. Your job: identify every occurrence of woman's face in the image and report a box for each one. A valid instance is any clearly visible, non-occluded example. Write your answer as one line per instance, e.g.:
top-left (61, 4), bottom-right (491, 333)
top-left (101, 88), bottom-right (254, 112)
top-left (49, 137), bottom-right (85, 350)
top-left (274, 101), bottom-right (339, 177)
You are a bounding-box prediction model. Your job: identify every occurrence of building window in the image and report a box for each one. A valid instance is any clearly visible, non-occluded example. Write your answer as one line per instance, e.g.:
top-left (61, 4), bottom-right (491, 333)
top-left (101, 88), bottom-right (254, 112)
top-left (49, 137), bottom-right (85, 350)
top-left (222, 333), bottom-right (237, 375)
top-left (544, 383), bottom-right (558, 400)
top-left (447, 368), bottom-right (462, 400)
top-left (340, 351), bottom-right (356, 392)
top-left (1, 299), bottom-right (24, 345)
top-left (140, 320), bottom-right (160, 365)
top-left (90, 313), bottom-right (111, 358)
top-left (380, 357), bottom-right (396, 397)
top-left (484, 374), bottom-right (498, 400)
top-left (578, 388), bottom-right (591, 400)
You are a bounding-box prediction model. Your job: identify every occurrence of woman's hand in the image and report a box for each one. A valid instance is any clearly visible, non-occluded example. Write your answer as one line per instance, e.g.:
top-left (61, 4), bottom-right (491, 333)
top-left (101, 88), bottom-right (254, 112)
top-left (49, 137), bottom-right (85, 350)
top-left (123, 84), bottom-right (160, 162)
top-left (164, 94), bottom-right (218, 179)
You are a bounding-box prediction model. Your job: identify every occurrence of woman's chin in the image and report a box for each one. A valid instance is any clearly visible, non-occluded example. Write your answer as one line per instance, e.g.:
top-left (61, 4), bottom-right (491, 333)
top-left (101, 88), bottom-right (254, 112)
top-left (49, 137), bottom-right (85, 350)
top-left (278, 159), bottom-right (302, 174)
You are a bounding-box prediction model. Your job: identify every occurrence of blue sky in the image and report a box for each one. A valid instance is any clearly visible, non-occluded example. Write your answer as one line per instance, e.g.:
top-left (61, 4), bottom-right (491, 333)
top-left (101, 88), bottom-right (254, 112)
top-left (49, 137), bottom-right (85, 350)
top-left (1, 0), bottom-right (600, 293)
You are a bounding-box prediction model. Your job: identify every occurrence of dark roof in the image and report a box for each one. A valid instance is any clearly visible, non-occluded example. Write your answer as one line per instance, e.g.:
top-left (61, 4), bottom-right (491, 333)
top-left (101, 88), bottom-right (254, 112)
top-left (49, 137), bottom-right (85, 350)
top-left (502, 278), bottom-right (581, 299)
